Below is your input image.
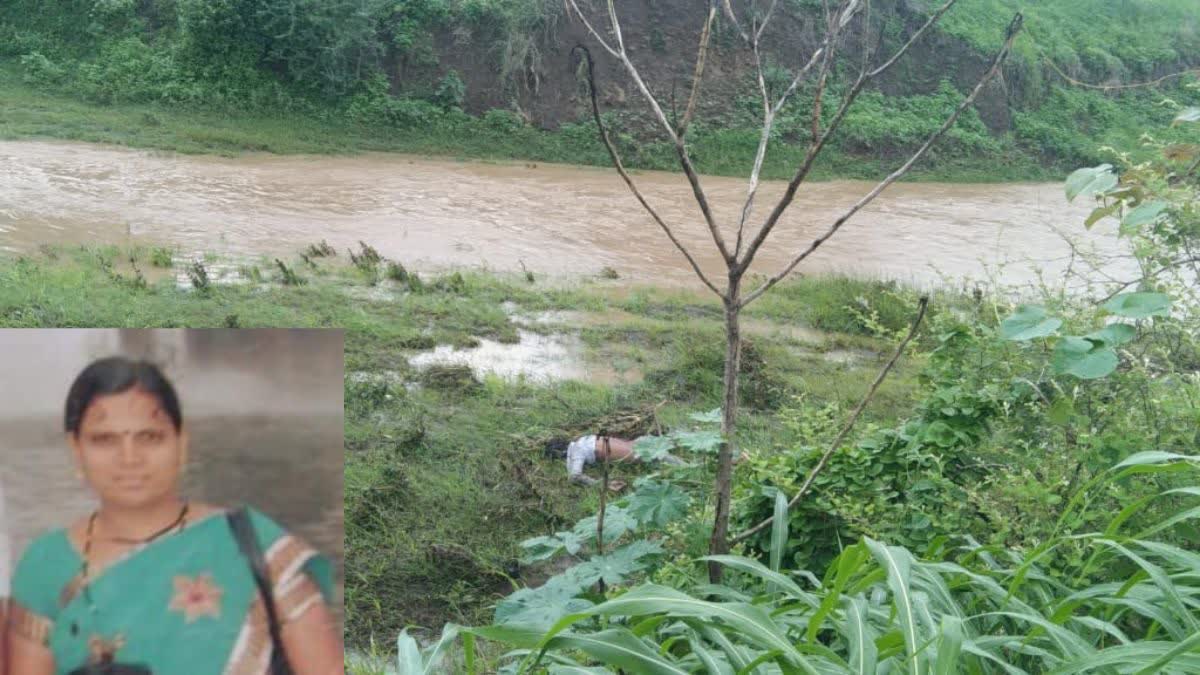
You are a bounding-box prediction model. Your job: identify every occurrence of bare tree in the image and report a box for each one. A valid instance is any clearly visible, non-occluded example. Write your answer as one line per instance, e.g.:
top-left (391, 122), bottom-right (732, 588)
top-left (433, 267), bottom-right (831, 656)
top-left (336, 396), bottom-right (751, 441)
top-left (567, 0), bottom-right (1023, 582)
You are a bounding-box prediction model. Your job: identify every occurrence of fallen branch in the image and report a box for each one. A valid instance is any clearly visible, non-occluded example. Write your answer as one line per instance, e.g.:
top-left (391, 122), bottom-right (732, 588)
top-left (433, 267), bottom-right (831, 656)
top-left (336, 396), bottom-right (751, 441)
top-left (732, 295), bottom-right (929, 544)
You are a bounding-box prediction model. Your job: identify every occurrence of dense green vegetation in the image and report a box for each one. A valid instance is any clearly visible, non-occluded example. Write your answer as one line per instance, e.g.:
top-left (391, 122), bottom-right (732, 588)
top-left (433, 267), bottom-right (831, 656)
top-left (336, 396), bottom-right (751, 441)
top-left (5, 4), bottom-right (1200, 673)
top-left (339, 105), bottom-right (1199, 672)
top-left (1, 0), bottom-right (1197, 180)
top-left (5, 102), bottom-right (1199, 671)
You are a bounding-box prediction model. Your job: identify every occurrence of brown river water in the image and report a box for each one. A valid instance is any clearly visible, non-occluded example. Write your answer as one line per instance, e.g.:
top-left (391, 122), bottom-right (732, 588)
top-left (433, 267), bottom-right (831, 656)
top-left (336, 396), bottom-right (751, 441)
top-left (0, 140), bottom-right (1135, 290)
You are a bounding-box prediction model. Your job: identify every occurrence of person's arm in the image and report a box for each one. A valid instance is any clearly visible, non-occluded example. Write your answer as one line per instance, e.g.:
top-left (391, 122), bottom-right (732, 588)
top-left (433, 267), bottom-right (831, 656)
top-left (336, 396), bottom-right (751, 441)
top-left (280, 599), bottom-right (344, 675)
top-left (247, 509), bottom-right (342, 675)
top-left (6, 630), bottom-right (55, 675)
top-left (1, 479), bottom-right (7, 675)
top-left (6, 531), bottom-right (58, 675)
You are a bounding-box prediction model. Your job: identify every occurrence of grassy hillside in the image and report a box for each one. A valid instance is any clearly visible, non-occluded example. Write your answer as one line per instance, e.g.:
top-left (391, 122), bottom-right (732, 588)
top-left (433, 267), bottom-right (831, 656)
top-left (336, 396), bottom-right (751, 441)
top-left (2, 1), bottom-right (1197, 179)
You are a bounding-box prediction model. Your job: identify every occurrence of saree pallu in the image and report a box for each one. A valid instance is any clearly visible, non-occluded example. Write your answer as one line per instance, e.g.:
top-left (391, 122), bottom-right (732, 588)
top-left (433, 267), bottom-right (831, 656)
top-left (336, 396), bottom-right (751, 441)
top-left (9, 507), bottom-right (332, 675)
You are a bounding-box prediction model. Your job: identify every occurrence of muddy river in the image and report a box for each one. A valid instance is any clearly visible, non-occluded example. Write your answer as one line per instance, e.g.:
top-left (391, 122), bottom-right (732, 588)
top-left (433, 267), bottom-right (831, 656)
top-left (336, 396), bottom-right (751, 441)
top-left (0, 140), bottom-right (1135, 289)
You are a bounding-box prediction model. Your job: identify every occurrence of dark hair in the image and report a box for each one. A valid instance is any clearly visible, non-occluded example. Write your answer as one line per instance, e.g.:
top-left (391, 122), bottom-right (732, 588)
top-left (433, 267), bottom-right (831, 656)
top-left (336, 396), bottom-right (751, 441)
top-left (65, 357), bottom-right (183, 436)
top-left (543, 437), bottom-right (570, 459)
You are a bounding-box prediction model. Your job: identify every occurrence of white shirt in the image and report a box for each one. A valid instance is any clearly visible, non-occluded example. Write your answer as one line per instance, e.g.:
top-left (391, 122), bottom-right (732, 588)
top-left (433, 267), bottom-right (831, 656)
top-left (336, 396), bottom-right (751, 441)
top-left (566, 435), bottom-right (598, 477)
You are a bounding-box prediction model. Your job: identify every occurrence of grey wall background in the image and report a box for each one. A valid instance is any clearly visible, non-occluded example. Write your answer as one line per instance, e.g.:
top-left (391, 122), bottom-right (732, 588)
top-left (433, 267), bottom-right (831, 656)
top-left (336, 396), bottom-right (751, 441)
top-left (0, 328), bottom-right (344, 624)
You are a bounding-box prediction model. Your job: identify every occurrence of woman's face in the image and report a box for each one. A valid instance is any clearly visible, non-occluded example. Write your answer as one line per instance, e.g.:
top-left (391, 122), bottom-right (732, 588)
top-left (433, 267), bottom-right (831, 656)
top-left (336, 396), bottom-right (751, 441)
top-left (67, 387), bottom-right (188, 510)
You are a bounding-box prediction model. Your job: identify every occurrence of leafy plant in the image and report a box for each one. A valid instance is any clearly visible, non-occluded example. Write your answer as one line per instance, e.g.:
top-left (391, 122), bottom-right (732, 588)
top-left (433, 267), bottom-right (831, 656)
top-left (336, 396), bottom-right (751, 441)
top-left (454, 452), bottom-right (1200, 673)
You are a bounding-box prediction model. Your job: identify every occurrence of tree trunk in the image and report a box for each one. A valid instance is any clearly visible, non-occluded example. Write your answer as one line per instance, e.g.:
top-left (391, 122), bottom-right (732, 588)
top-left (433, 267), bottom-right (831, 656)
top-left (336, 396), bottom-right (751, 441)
top-left (708, 275), bottom-right (742, 583)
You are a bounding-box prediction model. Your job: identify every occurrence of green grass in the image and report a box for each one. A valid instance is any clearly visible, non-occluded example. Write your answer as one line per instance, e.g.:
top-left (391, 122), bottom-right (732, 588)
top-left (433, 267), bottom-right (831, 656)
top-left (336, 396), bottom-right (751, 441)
top-left (0, 58), bottom-right (1042, 180)
top-left (938, 0), bottom-right (1200, 76)
top-left (0, 245), bottom-right (939, 650)
top-left (2, 0), bottom-right (1199, 182)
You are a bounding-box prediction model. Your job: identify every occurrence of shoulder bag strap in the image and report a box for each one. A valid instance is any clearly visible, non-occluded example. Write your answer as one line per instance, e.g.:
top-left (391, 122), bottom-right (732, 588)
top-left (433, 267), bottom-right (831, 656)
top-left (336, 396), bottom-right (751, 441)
top-left (228, 507), bottom-right (293, 675)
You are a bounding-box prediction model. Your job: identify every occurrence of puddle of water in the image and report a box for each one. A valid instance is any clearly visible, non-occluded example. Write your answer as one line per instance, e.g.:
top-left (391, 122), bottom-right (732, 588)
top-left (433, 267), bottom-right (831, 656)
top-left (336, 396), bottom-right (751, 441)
top-left (347, 370), bottom-right (408, 385)
top-left (823, 348), bottom-right (877, 365)
top-left (741, 318), bottom-right (828, 344)
top-left (408, 329), bottom-right (640, 385)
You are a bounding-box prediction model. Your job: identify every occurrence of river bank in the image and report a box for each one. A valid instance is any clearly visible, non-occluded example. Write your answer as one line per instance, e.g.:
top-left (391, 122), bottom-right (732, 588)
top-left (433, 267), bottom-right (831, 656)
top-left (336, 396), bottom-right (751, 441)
top-left (0, 62), bottom-right (1059, 184)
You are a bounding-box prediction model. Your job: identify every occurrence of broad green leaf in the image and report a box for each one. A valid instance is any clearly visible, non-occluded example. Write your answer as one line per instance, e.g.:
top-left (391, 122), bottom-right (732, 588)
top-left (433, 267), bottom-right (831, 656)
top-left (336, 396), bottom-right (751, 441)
top-left (686, 630), bottom-right (734, 675)
top-left (1174, 107), bottom-right (1200, 124)
top-left (1050, 635), bottom-right (1200, 674)
top-left (565, 540), bottom-right (663, 587)
top-left (672, 430), bottom-right (724, 454)
top-left (1103, 292), bottom-right (1171, 319)
top-left (633, 435), bottom-right (675, 461)
top-left (494, 575), bottom-right (593, 630)
top-left (520, 530), bottom-right (585, 564)
top-left (864, 538), bottom-right (923, 673)
top-left (573, 505), bottom-right (638, 544)
top-left (571, 585), bottom-right (814, 672)
top-left (1114, 451), bottom-right (1199, 469)
top-left (698, 555), bottom-right (815, 604)
top-left (1051, 337), bottom-right (1118, 379)
top-left (541, 628), bottom-right (690, 675)
top-left (1095, 540), bottom-right (1200, 634)
top-left (1047, 397), bottom-right (1075, 426)
top-left (1065, 164), bottom-right (1117, 201)
top-left (1000, 305), bottom-right (1061, 341)
top-left (1121, 200), bottom-right (1168, 229)
top-left (807, 544), bottom-right (870, 644)
top-left (626, 480), bottom-right (691, 527)
top-left (689, 408), bottom-right (723, 424)
top-left (396, 625), bottom-right (464, 675)
top-left (398, 629), bottom-right (425, 675)
top-left (934, 616), bottom-right (963, 675)
top-left (1084, 202), bottom-right (1120, 229)
top-left (769, 490), bottom-right (789, 576)
top-left (549, 658), bottom-right (614, 667)
top-left (843, 595), bottom-right (878, 675)
top-left (1085, 323), bottom-right (1135, 347)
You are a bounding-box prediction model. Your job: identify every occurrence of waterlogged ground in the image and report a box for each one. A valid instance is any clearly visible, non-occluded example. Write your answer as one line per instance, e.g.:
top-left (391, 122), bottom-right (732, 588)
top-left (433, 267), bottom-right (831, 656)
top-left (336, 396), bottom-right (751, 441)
top-left (400, 306), bottom-right (878, 387)
top-left (0, 247), bottom-right (942, 653)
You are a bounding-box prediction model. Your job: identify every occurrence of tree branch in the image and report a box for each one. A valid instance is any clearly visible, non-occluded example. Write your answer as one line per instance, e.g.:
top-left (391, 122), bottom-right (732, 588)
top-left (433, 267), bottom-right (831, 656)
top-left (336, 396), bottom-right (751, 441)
top-left (734, 2), bottom-right (854, 259)
top-left (573, 45), bottom-right (724, 298)
top-left (571, 0), bottom-right (734, 263)
top-left (678, 4), bottom-right (717, 137)
top-left (732, 296), bottom-right (928, 544)
top-left (564, 0), bottom-right (619, 58)
top-left (742, 13), bottom-right (1023, 306)
top-left (755, 0), bottom-right (782, 44)
top-left (739, 0), bottom-right (945, 270)
top-left (721, 0), bottom-right (750, 44)
top-left (733, 20), bottom-right (779, 257)
top-left (1100, 256), bottom-right (1200, 302)
top-left (868, 0), bottom-right (960, 78)
top-left (1032, 34), bottom-right (1200, 91)
top-left (738, 66), bottom-right (871, 269)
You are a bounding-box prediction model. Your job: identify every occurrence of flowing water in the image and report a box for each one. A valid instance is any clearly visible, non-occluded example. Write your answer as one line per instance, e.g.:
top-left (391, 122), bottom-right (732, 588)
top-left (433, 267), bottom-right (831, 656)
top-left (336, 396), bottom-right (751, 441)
top-left (0, 329), bottom-right (345, 627)
top-left (0, 140), bottom-right (1136, 290)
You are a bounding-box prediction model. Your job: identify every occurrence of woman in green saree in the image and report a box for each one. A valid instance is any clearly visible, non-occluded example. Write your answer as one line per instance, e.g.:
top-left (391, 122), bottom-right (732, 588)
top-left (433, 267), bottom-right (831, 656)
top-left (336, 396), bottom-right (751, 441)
top-left (5, 357), bottom-right (343, 675)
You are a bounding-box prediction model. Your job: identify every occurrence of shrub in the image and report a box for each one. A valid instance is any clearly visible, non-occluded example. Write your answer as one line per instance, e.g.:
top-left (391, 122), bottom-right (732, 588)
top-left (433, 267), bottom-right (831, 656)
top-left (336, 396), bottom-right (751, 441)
top-left (432, 70), bottom-right (466, 110)
top-left (18, 52), bottom-right (67, 87)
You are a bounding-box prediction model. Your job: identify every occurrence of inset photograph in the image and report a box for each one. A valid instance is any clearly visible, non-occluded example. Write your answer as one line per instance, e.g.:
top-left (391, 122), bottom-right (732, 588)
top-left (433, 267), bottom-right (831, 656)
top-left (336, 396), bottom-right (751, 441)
top-left (0, 328), bottom-right (344, 675)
